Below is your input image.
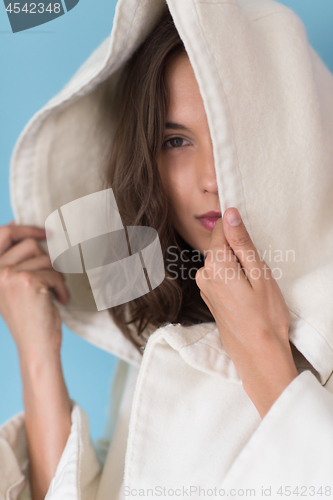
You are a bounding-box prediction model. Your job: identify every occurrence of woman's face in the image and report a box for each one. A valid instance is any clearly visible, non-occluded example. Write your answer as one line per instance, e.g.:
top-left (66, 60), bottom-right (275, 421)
top-left (157, 53), bottom-right (221, 255)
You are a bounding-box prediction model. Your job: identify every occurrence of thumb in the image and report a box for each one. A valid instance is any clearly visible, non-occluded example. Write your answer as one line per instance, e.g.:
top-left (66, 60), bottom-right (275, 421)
top-left (222, 207), bottom-right (261, 269)
top-left (222, 207), bottom-right (252, 249)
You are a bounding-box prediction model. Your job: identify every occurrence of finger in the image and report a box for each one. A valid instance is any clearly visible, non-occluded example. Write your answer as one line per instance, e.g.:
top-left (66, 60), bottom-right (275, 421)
top-left (32, 269), bottom-right (70, 305)
top-left (207, 218), bottom-right (226, 252)
top-left (14, 254), bottom-right (53, 272)
top-left (8, 220), bottom-right (15, 226)
top-left (206, 218), bottom-right (237, 266)
top-left (207, 217), bottom-right (251, 277)
top-left (0, 237), bottom-right (46, 267)
top-left (222, 207), bottom-right (270, 286)
top-left (202, 217), bottom-right (253, 290)
top-left (0, 225), bottom-right (46, 256)
top-left (200, 288), bottom-right (213, 311)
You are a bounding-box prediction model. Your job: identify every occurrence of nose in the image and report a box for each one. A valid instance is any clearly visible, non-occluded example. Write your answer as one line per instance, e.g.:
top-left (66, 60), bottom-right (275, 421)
top-left (196, 139), bottom-right (218, 195)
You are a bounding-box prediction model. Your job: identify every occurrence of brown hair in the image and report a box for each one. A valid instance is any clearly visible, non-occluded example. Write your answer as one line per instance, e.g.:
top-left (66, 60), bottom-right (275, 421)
top-left (103, 7), bottom-right (214, 354)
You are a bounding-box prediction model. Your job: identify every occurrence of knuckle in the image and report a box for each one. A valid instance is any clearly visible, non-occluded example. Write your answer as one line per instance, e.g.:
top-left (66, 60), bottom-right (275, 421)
top-left (19, 271), bottom-right (37, 288)
top-left (232, 233), bottom-right (250, 247)
top-left (195, 268), bottom-right (202, 287)
top-left (204, 259), bottom-right (213, 273)
top-left (204, 262), bottom-right (213, 278)
top-left (25, 238), bottom-right (42, 253)
top-left (0, 267), bottom-right (15, 287)
top-left (40, 254), bottom-right (52, 267)
top-left (37, 284), bottom-right (49, 295)
top-left (249, 267), bottom-right (261, 280)
top-left (195, 267), bottom-right (207, 289)
top-left (0, 225), bottom-right (12, 241)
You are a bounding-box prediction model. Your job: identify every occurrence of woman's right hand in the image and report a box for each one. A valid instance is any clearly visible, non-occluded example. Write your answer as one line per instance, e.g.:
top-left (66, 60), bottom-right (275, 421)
top-left (0, 221), bottom-right (70, 361)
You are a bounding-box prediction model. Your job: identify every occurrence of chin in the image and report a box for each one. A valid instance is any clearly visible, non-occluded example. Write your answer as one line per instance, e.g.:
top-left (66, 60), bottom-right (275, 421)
top-left (174, 221), bottom-right (207, 254)
top-left (187, 236), bottom-right (208, 256)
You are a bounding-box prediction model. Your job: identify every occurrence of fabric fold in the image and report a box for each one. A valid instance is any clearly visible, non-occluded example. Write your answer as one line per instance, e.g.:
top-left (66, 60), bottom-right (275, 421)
top-left (0, 399), bottom-right (102, 500)
top-left (0, 411), bottom-right (28, 500)
top-left (221, 370), bottom-right (333, 495)
top-left (45, 399), bottom-right (102, 500)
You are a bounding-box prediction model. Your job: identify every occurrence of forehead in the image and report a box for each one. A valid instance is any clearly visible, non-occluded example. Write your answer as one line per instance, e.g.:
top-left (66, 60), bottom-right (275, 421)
top-left (165, 54), bottom-right (207, 123)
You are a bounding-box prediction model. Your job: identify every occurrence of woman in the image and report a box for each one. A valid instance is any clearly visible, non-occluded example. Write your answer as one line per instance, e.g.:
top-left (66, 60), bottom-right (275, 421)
top-left (1, 2), bottom-right (333, 500)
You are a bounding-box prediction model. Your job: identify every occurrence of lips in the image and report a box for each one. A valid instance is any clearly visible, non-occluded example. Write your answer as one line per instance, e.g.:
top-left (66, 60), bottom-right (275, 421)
top-left (196, 211), bottom-right (222, 231)
top-left (197, 211), bottom-right (222, 219)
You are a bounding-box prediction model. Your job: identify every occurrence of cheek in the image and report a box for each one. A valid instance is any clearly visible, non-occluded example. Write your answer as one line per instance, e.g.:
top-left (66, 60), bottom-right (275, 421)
top-left (160, 166), bottom-right (194, 217)
top-left (159, 154), bottom-right (195, 200)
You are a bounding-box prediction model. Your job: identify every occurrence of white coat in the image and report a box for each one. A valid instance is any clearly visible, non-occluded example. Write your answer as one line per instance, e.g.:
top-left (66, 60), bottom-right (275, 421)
top-left (1, 0), bottom-right (333, 499)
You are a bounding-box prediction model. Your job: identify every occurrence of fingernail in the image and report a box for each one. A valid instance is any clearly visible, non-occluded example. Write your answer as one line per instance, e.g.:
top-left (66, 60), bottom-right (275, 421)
top-left (227, 208), bottom-right (242, 226)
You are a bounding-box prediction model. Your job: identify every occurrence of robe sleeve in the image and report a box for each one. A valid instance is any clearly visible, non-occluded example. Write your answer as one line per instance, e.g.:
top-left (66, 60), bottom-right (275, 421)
top-left (0, 398), bottom-right (102, 500)
top-left (220, 370), bottom-right (333, 498)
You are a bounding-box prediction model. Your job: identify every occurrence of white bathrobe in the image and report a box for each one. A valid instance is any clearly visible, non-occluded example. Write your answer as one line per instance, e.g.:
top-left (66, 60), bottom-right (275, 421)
top-left (1, 0), bottom-right (333, 499)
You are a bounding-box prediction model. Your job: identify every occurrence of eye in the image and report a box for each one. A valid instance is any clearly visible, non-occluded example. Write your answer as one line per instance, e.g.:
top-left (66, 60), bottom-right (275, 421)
top-left (164, 137), bottom-right (191, 148)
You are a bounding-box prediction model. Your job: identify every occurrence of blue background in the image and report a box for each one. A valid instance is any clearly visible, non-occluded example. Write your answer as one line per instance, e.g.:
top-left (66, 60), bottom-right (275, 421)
top-left (1, 0), bottom-right (333, 442)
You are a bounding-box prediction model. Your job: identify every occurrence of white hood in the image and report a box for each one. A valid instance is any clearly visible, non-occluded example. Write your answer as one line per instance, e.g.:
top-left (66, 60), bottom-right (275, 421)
top-left (10, 0), bottom-right (333, 383)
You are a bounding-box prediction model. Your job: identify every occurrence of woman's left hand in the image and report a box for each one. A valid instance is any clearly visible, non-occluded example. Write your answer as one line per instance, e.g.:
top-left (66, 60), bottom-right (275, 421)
top-left (195, 207), bottom-right (299, 418)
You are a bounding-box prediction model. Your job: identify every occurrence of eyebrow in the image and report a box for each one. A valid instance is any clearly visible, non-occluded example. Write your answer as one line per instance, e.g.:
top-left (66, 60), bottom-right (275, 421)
top-left (165, 121), bottom-right (192, 132)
